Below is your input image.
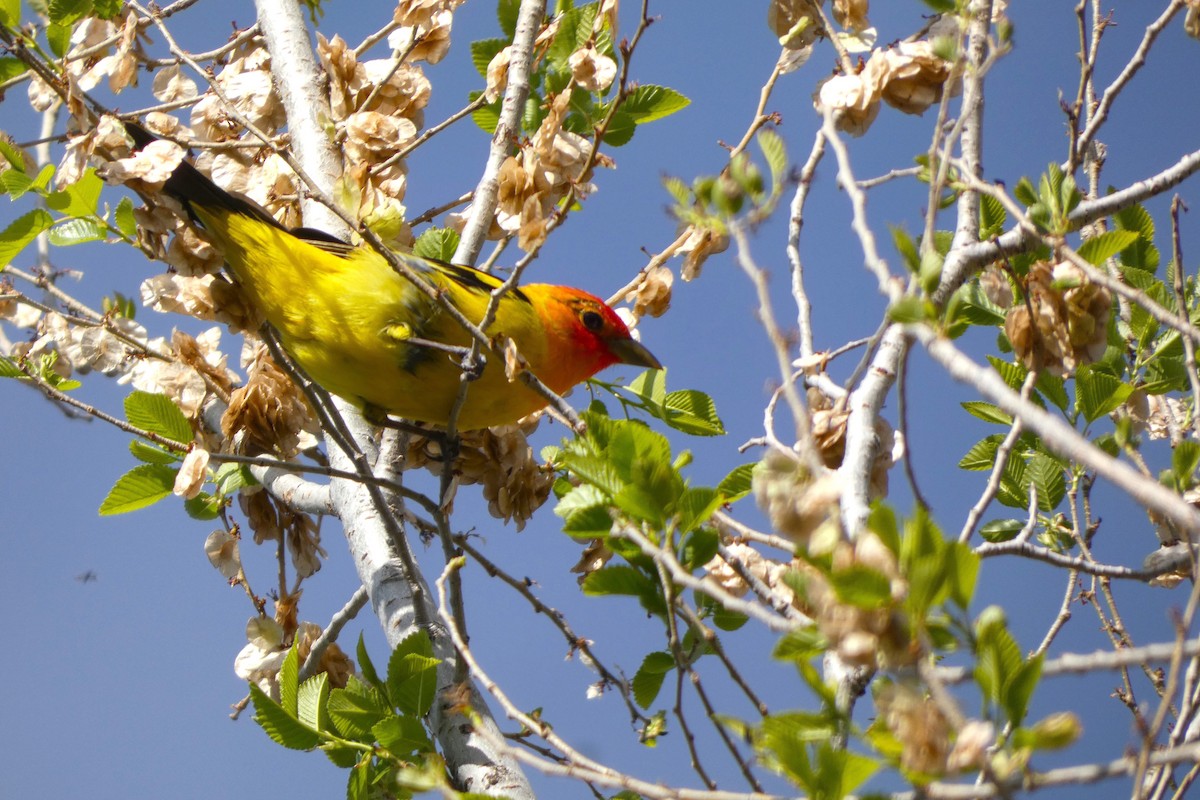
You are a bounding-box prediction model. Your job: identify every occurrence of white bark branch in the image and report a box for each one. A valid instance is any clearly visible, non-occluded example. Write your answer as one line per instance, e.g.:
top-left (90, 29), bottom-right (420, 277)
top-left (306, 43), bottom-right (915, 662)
top-left (251, 0), bottom-right (535, 795)
top-left (453, 0), bottom-right (544, 266)
top-left (934, 145), bottom-right (1200, 304)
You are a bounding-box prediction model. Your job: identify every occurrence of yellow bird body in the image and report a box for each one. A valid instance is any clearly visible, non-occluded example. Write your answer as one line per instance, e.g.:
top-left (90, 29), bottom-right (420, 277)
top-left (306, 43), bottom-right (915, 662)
top-left (129, 124), bottom-right (660, 429)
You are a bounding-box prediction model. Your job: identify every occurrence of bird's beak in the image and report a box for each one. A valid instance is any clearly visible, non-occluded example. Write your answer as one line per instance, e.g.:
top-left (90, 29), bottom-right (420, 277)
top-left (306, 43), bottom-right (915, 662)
top-left (607, 336), bottom-right (662, 370)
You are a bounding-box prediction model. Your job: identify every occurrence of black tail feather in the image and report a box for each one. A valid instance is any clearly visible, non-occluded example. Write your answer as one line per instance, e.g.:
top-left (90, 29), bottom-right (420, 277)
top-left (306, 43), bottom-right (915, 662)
top-left (123, 120), bottom-right (286, 232)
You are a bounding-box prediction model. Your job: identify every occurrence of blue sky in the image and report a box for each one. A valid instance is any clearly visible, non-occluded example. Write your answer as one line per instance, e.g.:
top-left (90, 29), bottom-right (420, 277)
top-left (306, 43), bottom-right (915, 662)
top-left (2, 2), bottom-right (1200, 798)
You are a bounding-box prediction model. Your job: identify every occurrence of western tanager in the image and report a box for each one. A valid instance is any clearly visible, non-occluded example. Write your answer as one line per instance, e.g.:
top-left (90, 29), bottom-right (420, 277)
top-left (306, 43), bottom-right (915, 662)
top-left (124, 123), bottom-right (660, 430)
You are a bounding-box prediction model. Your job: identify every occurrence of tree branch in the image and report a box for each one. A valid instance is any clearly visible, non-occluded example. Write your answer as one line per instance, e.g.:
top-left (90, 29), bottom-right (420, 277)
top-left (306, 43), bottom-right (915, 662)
top-left (452, 0), bottom-right (542, 266)
top-left (912, 328), bottom-right (1200, 537)
top-left (250, 0), bottom-right (534, 795)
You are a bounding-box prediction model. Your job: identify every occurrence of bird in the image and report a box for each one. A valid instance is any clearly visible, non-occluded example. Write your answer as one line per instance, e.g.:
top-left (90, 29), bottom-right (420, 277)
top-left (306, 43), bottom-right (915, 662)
top-left (122, 122), bottom-right (661, 430)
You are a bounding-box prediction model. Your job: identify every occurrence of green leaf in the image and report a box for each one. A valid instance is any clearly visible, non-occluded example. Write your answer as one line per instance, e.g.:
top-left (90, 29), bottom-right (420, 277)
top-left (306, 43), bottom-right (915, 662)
top-left (1093, 432), bottom-right (1120, 457)
top-left (48, 0), bottom-right (93, 25)
top-left (1115, 200), bottom-right (1155, 240)
top-left (471, 95), bottom-right (502, 133)
top-left (756, 713), bottom-right (841, 790)
top-left (868, 504), bottom-right (901, 555)
top-left (918, 247), bottom-right (944, 295)
top-left (1027, 452), bottom-right (1065, 510)
top-left (713, 605), bottom-right (749, 631)
top-left (582, 564), bottom-right (655, 598)
top-left (297, 673), bottom-right (331, 733)
top-left (974, 607), bottom-right (1022, 706)
top-left (0, 0), bottom-right (20, 27)
top-left (951, 282), bottom-right (1009, 328)
top-left (901, 507), bottom-right (950, 615)
top-left (663, 389), bottom-right (725, 436)
top-left (661, 175), bottom-right (691, 207)
top-left (280, 640), bottom-right (301, 715)
top-left (92, 0), bottom-right (123, 18)
top-left (621, 85), bottom-right (690, 124)
top-left (214, 462), bottom-right (256, 496)
top-left (757, 129), bottom-right (787, 192)
top-left (44, 168), bottom-right (102, 217)
top-left (890, 225), bottom-right (920, 272)
top-left (386, 631), bottom-right (439, 717)
top-left (614, 458), bottom-right (681, 526)
top-left (1075, 365), bottom-right (1133, 423)
top-left (1175, 441), bottom-right (1200, 486)
top-left (987, 355), bottom-right (1033, 394)
top-left (0, 355), bottom-right (24, 377)
top-left (979, 193), bottom-right (1007, 238)
top-left (98, 464), bottom-right (177, 515)
top-left (958, 435), bottom-right (1001, 471)
top-left (980, 518), bottom-right (1023, 543)
top-left (101, 292), bottom-right (136, 320)
top-left (558, 450), bottom-right (627, 498)
top-left (774, 627), bottom-right (827, 662)
top-left (1036, 371), bottom-right (1069, 412)
top-left (554, 2), bottom-right (607, 56)
top-left (680, 527), bottom-right (719, 572)
top-left (676, 487), bottom-right (721, 532)
top-left (1076, 229), bottom-right (1140, 266)
top-left (0, 172), bottom-right (33, 205)
top-left (946, 541), bottom-right (979, 608)
top-left (828, 565), bottom-right (893, 608)
top-left (994, 452), bottom-right (1028, 509)
top-left (0, 209), bottom-right (53, 267)
top-left (328, 676), bottom-right (389, 739)
top-left (601, 110), bottom-right (636, 147)
top-left (346, 761), bottom-right (371, 800)
top-left (46, 22), bottom-right (71, 58)
top-left (249, 683), bottom-right (321, 751)
top-left (114, 197), bottom-right (137, 239)
top-left (0, 57), bottom-right (24, 84)
top-left (412, 227), bottom-right (460, 262)
top-left (0, 167), bottom-right (32, 199)
top-left (1014, 711), bottom-right (1082, 751)
top-left (129, 439), bottom-right (181, 465)
top-left (373, 714), bottom-right (431, 758)
top-left (886, 296), bottom-right (932, 323)
top-left (1003, 652), bottom-right (1044, 726)
top-left (606, 421), bottom-right (674, 482)
top-left (555, 482), bottom-right (610, 518)
top-left (718, 462), bottom-right (755, 503)
top-left (1013, 176), bottom-right (1038, 207)
top-left (816, 743), bottom-right (879, 799)
top-left (47, 217), bottom-right (107, 247)
top-left (356, 633), bottom-right (385, 693)
top-left (321, 743), bottom-right (361, 769)
top-left (469, 38), bottom-right (508, 77)
top-left (961, 401), bottom-right (1012, 425)
top-left (1114, 202), bottom-right (1159, 271)
top-left (183, 492), bottom-right (222, 520)
top-left (497, 0), bottom-right (521, 37)
top-left (124, 390), bottom-right (193, 444)
top-left (624, 366), bottom-right (667, 406)
top-left (561, 503), bottom-right (615, 540)
top-left (1036, 162), bottom-right (1078, 233)
top-left (632, 651), bottom-right (674, 708)
top-left (0, 134), bottom-right (28, 173)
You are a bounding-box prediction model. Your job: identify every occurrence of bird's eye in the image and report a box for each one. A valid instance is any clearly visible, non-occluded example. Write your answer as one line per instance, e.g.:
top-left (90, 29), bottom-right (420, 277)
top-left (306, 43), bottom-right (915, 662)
top-left (581, 310), bottom-right (605, 331)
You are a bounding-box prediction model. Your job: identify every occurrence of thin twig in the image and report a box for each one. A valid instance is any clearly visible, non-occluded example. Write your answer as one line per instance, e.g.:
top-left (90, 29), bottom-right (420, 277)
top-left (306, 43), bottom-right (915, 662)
top-left (958, 371), bottom-right (1037, 543)
top-left (1169, 196), bottom-right (1200, 439)
top-left (299, 587), bottom-right (369, 681)
top-left (1073, 0), bottom-right (1186, 169)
